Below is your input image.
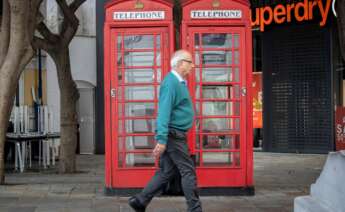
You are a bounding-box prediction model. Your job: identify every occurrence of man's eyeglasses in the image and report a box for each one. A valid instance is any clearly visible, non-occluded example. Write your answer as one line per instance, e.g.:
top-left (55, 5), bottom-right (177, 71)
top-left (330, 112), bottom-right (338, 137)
top-left (182, 59), bottom-right (193, 64)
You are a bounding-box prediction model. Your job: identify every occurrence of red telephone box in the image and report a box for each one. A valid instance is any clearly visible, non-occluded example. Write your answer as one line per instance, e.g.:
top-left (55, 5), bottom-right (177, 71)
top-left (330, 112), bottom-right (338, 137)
top-left (181, 0), bottom-right (253, 193)
top-left (104, 0), bottom-right (174, 193)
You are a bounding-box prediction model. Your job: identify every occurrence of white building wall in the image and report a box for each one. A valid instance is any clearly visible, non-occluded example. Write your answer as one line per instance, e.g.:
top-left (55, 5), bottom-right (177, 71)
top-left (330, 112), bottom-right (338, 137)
top-left (46, 0), bottom-right (96, 133)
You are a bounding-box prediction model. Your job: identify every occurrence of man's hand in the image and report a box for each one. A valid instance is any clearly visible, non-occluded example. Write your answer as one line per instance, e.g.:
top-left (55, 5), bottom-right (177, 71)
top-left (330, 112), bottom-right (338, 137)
top-left (152, 143), bottom-right (166, 158)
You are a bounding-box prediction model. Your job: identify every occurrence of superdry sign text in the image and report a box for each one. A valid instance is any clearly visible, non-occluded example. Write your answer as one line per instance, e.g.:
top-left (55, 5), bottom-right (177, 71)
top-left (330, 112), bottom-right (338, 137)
top-left (251, 0), bottom-right (332, 31)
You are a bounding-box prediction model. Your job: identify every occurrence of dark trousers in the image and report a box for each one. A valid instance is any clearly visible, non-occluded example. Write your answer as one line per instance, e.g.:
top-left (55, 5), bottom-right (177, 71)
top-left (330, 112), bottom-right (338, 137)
top-left (137, 129), bottom-right (202, 212)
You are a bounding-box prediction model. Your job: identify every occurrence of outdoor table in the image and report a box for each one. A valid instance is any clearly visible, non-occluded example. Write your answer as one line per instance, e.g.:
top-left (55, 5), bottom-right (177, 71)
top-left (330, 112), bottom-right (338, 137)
top-left (6, 132), bottom-right (60, 172)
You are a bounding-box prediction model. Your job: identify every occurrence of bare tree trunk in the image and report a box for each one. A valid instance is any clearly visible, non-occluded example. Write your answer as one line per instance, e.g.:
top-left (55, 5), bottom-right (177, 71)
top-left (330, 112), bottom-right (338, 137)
top-left (33, 0), bottom-right (85, 173)
top-left (52, 49), bottom-right (79, 173)
top-left (337, 0), bottom-right (345, 61)
top-left (0, 0), bottom-right (32, 184)
top-left (0, 0), bottom-right (10, 66)
top-left (0, 77), bottom-right (17, 183)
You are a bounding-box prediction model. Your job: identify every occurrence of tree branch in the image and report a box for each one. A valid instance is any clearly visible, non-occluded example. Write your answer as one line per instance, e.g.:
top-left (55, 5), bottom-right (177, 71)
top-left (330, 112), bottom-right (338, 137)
top-left (37, 21), bottom-right (60, 43)
top-left (70, 0), bottom-right (87, 13)
top-left (56, 0), bottom-right (78, 26)
top-left (32, 36), bottom-right (55, 52)
top-left (57, 0), bottom-right (86, 47)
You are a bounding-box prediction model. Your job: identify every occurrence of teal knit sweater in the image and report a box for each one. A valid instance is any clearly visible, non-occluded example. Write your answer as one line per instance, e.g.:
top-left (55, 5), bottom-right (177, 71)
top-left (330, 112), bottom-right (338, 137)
top-left (155, 72), bottom-right (194, 145)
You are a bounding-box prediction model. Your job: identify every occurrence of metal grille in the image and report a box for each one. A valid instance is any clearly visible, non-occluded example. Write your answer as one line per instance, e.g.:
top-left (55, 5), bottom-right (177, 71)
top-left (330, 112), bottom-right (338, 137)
top-left (263, 24), bottom-right (333, 153)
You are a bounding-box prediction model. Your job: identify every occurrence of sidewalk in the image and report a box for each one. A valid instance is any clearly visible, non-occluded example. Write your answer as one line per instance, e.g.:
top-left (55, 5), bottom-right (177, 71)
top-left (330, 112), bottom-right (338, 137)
top-left (0, 152), bottom-right (327, 212)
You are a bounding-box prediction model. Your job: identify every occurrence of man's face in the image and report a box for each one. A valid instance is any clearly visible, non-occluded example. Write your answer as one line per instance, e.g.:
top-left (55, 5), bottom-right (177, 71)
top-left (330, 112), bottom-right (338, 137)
top-left (178, 52), bottom-right (195, 79)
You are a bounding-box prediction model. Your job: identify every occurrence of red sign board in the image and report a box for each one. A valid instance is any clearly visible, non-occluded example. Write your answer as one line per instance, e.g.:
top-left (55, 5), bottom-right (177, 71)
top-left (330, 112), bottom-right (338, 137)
top-left (252, 72), bottom-right (262, 129)
top-left (335, 107), bottom-right (345, 151)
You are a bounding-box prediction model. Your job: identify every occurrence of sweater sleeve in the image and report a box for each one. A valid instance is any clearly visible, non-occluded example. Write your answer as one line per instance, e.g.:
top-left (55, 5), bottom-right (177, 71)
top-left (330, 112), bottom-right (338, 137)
top-left (155, 83), bottom-right (175, 145)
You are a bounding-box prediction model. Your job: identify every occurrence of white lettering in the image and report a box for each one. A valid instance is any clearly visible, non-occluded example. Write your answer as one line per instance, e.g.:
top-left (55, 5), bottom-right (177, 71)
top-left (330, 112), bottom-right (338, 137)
top-left (190, 10), bottom-right (242, 19)
top-left (113, 11), bottom-right (165, 20)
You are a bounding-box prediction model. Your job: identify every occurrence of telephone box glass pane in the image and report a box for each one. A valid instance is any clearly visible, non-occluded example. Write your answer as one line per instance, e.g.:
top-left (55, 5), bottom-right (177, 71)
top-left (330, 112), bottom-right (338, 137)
top-left (200, 67), bottom-right (231, 82)
top-left (124, 119), bottom-right (155, 133)
top-left (122, 51), bottom-right (161, 67)
top-left (118, 137), bottom-right (124, 167)
top-left (234, 34), bottom-right (239, 48)
top-left (233, 67), bottom-right (240, 82)
top-left (201, 33), bottom-right (232, 48)
top-left (202, 51), bottom-right (232, 65)
top-left (202, 152), bottom-right (231, 166)
top-left (199, 134), bottom-right (240, 150)
top-left (231, 85), bottom-right (241, 99)
top-left (202, 152), bottom-right (240, 167)
top-left (125, 103), bottom-right (155, 117)
top-left (124, 35), bottom-right (154, 49)
top-left (234, 50), bottom-right (239, 65)
top-left (202, 134), bottom-right (229, 149)
top-left (126, 153), bottom-right (155, 167)
top-left (201, 118), bottom-right (240, 132)
top-left (196, 86), bottom-right (230, 99)
top-left (124, 68), bottom-right (161, 83)
top-left (202, 102), bottom-right (240, 116)
top-left (124, 86), bottom-right (155, 100)
top-left (125, 136), bottom-right (155, 150)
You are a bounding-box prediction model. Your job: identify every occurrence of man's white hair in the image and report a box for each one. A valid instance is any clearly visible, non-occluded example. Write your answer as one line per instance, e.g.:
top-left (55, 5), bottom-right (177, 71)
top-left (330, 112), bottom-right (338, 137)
top-left (170, 50), bottom-right (189, 69)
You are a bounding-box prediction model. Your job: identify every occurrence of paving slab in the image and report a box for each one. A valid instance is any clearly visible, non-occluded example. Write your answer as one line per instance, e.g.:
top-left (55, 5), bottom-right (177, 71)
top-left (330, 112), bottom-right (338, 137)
top-left (0, 152), bottom-right (328, 212)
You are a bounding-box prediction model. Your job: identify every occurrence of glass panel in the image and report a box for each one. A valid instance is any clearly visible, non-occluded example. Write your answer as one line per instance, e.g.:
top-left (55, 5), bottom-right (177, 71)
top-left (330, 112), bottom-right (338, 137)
top-left (234, 50), bottom-right (239, 65)
top-left (156, 69), bottom-right (162, 82)
top-left (195, 52), bottom-right (200, 65)
top-left (234, 34), bottom-right (239, 48)
top-left (118, 119), bottom-right (124, 134)
top-left (201, 118), bottom-right (240, 132)
top-left (195, 102), bottom-right (200, 116)
top-left (203, 152), bottom-right (231, 166)
top-left (196, 85), bottom-right (230, 99)
top-left (118, 137), bottom-right (124, 167)
top-left (156, 35), bottom-right (161, 49)
top-left (124, 69), bottom-right (161, 83)
top-left (126, 153), bottom-right (155, 167)
top-left (233, 67), bottom-right (240, 82)
top-left (202, 134), bottom-right (240, 149)
top-left (195, 134), bottom-right (200, 149)
top-left (195, 118), bottom-right (201, 133)
top-left (201, 33), bottom-right (232, 48)
top-left (202, 152), bottom-right (240, 167)
top-left (123, 51), bottom-right (161, 67)
top-left (195, 67), bottom-right (200, 82)
top-left (117, 51), bottom-right (123, 66)
top-left (125, 103), bottom-right (155, 117)
top-left (125, 86), bottom-right (155, 100)
top-left (194, 34), bottom-right (200, 49)
top-left (201, 51), bottom-right (232, 65)
top-left (125, 119), bottom-right (155, 133)
top-left (125, 136), bottom-right (155, 150)
top-left (201, 67), bottom-right (231, 82)
top-left (231, 85), bottom-right (241, 99)
top-left (202, 101), bottom-right (240, 116)
top-left (117, 35), bottom-right (122, 49)
top-left (118, 103), bottom-right (123, 117)
top-left (124, 35), bottom-right (154, 49)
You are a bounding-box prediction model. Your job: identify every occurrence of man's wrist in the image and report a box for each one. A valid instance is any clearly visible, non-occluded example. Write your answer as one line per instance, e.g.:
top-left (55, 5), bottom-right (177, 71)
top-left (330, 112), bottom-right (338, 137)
top-left (157, 140), bottom-right (167, 145)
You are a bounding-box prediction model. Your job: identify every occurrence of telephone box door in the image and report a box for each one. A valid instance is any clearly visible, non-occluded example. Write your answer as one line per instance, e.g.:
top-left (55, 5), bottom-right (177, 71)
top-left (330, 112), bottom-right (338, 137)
top-left (187, 27), bottom-right (250, 187)
top-left (110, 27), bottom-right (170, 188)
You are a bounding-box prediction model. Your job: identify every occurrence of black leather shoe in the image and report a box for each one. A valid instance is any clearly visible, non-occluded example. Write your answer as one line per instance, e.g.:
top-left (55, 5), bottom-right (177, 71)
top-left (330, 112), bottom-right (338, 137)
top-left (128, 196), bottom-right (146, 212)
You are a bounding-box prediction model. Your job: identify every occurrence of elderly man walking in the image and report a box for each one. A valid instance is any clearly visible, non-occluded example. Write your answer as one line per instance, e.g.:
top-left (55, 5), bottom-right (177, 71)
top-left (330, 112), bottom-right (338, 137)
top-left (128, 50), bottom-right (202, 212)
